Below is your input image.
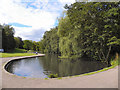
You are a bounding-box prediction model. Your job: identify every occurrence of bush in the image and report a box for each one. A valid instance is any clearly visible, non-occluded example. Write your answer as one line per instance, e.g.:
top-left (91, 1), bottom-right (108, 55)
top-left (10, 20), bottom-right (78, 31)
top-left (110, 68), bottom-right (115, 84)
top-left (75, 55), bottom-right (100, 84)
top-left (111, 53), bottom-right (120, 66)
top-left (48, 74), bottom-right (58, 78)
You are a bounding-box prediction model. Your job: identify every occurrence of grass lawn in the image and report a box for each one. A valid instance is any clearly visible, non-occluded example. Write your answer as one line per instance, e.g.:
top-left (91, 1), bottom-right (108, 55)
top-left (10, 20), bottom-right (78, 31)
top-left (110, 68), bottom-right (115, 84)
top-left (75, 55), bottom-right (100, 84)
top-left (1, 53), bottom-right (36, 58)
top-left (0, 48), bottom-right (36, 58)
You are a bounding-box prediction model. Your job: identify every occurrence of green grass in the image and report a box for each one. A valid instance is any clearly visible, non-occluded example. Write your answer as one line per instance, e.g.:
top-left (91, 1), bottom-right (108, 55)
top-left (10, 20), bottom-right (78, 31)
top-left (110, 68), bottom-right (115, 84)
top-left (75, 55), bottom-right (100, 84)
top-left (57, 77), bottom-right (62, 79)
top-left (79, 65), bottom-right (116, 76)
top-left (44, 78), bottom-right (49, 80)
top-left (1, 53), bottom-right (35, 58)
top-left (1, 48), bottom-right (36, 58)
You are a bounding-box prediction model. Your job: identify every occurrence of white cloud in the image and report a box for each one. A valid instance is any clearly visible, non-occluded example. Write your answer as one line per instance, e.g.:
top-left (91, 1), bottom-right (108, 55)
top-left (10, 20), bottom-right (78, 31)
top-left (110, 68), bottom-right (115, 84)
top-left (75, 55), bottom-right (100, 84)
top-left (58, 0), bottom-right (75, 3)
top-left (14, 26), bottom-right (46, 41)
top-left (0, 0), bottom-right (56, 28)
top-left (0, 0), bottom-right (75, 41)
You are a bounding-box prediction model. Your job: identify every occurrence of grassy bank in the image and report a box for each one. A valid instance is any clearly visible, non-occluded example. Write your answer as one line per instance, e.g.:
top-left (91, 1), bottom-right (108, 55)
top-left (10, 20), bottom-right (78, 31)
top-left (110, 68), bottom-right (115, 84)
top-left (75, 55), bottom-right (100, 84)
top-left (0, 48), bottom-right (36, 58)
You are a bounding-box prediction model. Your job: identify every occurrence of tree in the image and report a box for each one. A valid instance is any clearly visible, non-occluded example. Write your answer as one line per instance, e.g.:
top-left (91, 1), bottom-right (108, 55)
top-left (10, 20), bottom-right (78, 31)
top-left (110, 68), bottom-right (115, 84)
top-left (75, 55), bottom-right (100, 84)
top-left (32, 41), bottom-right (40, 51)
top-left (41, 27), bottom-right (59, 54)
top-left (23, 40), bottom-right (33, 50)
top-left (14, 37), bottom-right (24, 49)
top-left (64, 2), bottom-right (120, 65)
top-left (38, 40), bottom-right (45, 53)
top-left (40, 2), bottom-right (120, 66)
top-left (1, 24), bottom-right (16, 52)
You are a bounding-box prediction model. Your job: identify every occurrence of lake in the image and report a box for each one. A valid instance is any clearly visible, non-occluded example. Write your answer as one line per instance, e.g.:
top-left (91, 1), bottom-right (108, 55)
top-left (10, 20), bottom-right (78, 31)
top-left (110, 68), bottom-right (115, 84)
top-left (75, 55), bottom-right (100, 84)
top-left (5, 54), bottom-right (107, 78)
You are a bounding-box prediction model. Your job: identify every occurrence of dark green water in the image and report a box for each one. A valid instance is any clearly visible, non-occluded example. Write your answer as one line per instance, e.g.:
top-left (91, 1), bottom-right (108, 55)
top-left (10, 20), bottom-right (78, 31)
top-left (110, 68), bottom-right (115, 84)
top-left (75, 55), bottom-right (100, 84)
top-left (5, 54), bottom-right (107, 78)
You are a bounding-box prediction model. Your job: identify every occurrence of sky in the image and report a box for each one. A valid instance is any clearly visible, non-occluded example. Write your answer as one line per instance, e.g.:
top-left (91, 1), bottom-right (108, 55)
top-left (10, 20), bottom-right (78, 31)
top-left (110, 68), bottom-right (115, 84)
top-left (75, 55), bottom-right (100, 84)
top-left (0, 0), bottom-right (75, 41)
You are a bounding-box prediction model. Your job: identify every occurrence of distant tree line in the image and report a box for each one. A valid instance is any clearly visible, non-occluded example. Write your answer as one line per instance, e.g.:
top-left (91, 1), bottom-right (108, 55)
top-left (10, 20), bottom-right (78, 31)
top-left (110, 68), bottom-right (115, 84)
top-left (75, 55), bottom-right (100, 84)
top-left (23, 40), bottom-right (40, 51)
top-left (0, 24), bottom-right (41, 52)
top-left (40, 2), bottom-right (120, 66)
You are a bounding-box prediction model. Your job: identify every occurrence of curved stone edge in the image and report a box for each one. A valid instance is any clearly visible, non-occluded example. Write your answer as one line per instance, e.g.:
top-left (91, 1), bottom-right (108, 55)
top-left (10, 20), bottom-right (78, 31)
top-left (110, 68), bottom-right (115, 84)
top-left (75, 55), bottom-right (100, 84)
top-left (2, 54), bottom-right (46, 80)
top-left (2, 54), bottom-right (118, 80)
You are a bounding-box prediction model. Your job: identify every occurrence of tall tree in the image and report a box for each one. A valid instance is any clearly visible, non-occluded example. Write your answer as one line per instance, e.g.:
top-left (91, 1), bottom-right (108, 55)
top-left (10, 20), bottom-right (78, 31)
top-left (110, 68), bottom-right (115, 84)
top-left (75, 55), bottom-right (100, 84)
top-left (41, 27), bottom-right (59, 54)
top-left (14, 37), bottom-right (24, 49)
top-left (1, 24), bottom-right (16, 52)
top-left (23, 40), bottom-right (33, 50)
top-left (40, 2), bottom-right (120, 66)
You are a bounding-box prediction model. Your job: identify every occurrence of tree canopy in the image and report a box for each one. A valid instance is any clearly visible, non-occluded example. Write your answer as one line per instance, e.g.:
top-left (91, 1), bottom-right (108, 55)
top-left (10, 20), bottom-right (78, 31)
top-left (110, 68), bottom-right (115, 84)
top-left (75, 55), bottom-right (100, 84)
top-left (14, 37), bottom-right (24, 49)
top-left (1, 24), bottom-right (16, 52)
top-left (41, 2), bottom-right (120, 66)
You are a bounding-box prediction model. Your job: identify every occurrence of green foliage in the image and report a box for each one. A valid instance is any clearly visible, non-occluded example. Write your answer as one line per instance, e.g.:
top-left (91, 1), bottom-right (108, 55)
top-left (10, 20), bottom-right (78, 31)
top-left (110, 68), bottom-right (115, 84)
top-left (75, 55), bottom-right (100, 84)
top-left (111, 53), bottom-right (120, 66)
top-left (23, 40), bottom-right (33, 50)
top-left (1, 24), bottom-right (16, 52)
top-left (107, 36), bottom-right (120, 45)
top-left (1, 24), bottom-right (42, 53)
top-left (41, 27), bottom-right (59, 54)
top-left (40, 2), bottom-right (120, 66)
top-left (12, 48), bottom-right (27, 53)
top-left (48, 74), bottom-right (58, 78)
top-left (38, 41), bottom-right (45, 53)
top-left (14, 37), bottom-right (24, 49)
top-left (23, 40), bottom-right (40, 51)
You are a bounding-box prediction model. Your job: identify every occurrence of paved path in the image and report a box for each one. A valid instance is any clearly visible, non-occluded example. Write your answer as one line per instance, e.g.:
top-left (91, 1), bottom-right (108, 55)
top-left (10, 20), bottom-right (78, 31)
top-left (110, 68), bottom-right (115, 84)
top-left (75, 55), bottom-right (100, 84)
top-left (1, 55), bottom-right (119, 88)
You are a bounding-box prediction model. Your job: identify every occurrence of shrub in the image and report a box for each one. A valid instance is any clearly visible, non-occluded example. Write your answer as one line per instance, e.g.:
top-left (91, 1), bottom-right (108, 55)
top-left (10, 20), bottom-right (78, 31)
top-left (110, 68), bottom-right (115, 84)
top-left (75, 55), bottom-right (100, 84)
top-left (48, 74), bottom-right (58, 78)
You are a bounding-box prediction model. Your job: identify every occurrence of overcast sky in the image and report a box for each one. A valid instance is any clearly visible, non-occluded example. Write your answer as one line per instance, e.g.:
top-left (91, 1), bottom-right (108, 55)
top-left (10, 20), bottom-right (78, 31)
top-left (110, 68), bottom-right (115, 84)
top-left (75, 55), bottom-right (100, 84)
top-left (0, 0), bottom-right (75, 41)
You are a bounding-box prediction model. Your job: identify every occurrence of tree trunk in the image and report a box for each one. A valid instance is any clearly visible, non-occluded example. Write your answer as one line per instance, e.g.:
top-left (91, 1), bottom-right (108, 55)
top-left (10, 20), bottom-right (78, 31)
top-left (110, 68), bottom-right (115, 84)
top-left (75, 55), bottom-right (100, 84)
top-left (106, 45), bottom-right (112, 67)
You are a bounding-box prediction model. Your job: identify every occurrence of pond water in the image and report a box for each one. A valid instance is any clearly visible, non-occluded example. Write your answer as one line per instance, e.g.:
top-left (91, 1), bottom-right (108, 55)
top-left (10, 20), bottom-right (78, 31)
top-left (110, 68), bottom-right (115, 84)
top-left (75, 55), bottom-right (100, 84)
top-left (5, 54), bottom-right (107, 78)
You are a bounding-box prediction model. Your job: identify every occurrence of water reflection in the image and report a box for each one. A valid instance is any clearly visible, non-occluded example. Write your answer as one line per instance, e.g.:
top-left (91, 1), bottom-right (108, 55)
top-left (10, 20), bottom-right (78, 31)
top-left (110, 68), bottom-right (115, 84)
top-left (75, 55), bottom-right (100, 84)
top-left (6, 54), bottom-right (107, 78)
